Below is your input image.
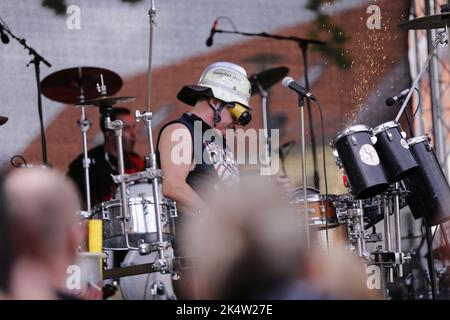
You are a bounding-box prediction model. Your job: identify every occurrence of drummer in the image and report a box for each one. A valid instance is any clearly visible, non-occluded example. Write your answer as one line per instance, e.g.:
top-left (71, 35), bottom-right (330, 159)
top-left (67, 107), bottom-right (144, 206)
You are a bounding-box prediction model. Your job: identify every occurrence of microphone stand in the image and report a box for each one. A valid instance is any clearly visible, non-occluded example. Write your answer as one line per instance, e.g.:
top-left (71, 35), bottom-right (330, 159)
top-left (298, 93), bottom-right (310, 249)
top-left (213, 28), bottom-right (326, 189)
top-left (394, 28), bottom-right (448, 123)
top-left (0, 20), bottom-right (51, 166)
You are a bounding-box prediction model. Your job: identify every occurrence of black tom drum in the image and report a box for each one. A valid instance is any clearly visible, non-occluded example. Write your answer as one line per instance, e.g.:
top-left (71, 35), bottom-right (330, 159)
top-left (404, 136), bottom-right (450, 226)
top-left (331, 125), bottom-right (389, 199)
top-left (372, 121), bottom-right (419, 182)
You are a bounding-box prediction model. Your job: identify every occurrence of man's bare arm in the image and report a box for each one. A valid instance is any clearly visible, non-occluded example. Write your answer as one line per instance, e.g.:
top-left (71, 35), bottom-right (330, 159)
top-left (158, 123), bottom-right (206, 214)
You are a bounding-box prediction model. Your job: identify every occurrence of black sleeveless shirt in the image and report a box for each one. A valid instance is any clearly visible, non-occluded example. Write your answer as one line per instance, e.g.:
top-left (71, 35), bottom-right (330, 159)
top-left (156, 112), bottom-right (239, 199)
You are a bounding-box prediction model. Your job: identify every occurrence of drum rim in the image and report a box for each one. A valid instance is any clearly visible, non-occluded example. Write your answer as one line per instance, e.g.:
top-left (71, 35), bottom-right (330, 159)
top-left (91, 197), bottom-right (173, 213)
top-left (290, 193), bottom-right (337, 203)
top-left (407, 135), bottom-right (428, 146)
top-left (330, 124), bottom-right (371, 146)
top-left (372, 121), bottom-right (399, 136)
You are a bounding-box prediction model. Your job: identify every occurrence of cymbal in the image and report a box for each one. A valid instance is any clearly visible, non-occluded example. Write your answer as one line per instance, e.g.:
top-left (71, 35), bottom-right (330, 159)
top-left (79, 95), bottom-right (136, 107)
top-left (41, 67), bottom-right (123, 104)
top-left (398, 12), bottom-right (450, 30)
top-left (0, 116), bottom-right (8, 126)
top-left (249, 66), bottom-right (289, 95)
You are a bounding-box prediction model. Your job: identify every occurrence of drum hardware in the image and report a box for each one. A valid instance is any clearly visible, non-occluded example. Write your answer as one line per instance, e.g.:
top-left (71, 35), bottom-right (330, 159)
top-left (393, 183), bottom-right (403, 277)
top-left (123, 0), bottom-right (179, 278)
top-left (134, 108), bottom-right (170, 267)
top-left (102, 256), bottom-right (193, 280)
top-left (345, 200), bottom-right (368, 258)
top-left (382, 194), bottom-right (394, 283)
top-left (78, 106), bottom-right (92, 211)
top-left (79, 210), bottom-right (91, 221)
top-left (150, 280), bottom-right (169, 300)
top-left (366, 227), bottom-right (383, 243)
top-left (137, 239), bottom-right (172, 256)
top-left (111, 168), bottom-right (163, 185)
top-left (370, 247), bottom-right (412, 267)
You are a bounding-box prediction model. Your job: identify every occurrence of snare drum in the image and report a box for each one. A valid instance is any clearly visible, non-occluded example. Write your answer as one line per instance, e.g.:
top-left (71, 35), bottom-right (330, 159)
top-left (290, 187), bottom-right (339, 228)
top-left (404, 136), bottom-right (450, 226)
top-left (372, 121), bottom-right (418, 182)
top-left (331, 125), bottom-right (389, 199)
top-left (91, 181), bottom-right (176, 250)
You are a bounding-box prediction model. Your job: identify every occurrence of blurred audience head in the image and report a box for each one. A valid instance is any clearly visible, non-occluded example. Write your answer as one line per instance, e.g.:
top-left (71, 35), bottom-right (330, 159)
top-left (4, 167), bottom-right (81, 298)
top-left (182, 175), bottom-right (378, 300)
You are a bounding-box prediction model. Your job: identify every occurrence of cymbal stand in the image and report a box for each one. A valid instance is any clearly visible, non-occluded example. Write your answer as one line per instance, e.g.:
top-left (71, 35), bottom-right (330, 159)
top-left (395, 28), bottom-right (448, 123)
top-left (102, 107), bottom-right (131, 248)
top-left (383, 195), bottom-right (394, 283)
top-left (76, 67), bottom-right (92, 212)
top-left (135, 111), bottom-right (172, 272)
top-left (250, 75), bottom-right (270, 168)
top-left (135, 0), bottom-right (173, 274)
top-left (346, 200), bottom-right (367, 257)
top-left (393, 183), bottom-right (404, 278)
top-left (146, 0), bottom-right (156, 113)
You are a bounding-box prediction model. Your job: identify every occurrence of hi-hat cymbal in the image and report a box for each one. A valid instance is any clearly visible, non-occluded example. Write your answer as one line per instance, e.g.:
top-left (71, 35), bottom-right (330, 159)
top-left (249, 66), bottom-right (289, 95)
top-left (41, 67), bottom-right (123, 104)
top-left (0, 116), bottom-right (8, 126)
top-left (398, 12), bottom-right (450, 30)
top-left (79, 95), bottom-right (136, 107)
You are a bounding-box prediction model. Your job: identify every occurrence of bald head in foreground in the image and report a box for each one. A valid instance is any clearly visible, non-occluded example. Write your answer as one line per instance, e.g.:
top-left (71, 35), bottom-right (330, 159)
top-left (4, 168), bottom-right (82, 299)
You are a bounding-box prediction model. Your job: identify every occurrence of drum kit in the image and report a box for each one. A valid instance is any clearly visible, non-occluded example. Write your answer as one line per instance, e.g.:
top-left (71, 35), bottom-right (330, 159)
top-left (39, 64), bottom-right (180, 299)
top-left (36, 57), bottom-right (294, 300)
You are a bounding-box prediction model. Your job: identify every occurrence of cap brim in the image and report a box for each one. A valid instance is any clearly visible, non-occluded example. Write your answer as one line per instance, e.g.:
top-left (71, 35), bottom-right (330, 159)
top-left (177, 85), bottom-right (214, 106)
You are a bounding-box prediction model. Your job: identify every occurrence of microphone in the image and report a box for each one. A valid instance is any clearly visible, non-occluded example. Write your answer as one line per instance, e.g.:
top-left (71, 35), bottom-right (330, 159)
top-left (0, 24), bottom-right (9, 44)
top-left (282, 77), bottom-right (315, 100)
top-left (206, 19), bottom-right (218, 47)
top-left (385, 88), bottom-right (410, 106)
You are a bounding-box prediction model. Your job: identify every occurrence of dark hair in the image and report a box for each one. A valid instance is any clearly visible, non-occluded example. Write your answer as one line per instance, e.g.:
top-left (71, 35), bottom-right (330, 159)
top-left (99, 107), bottom-right (131, 134)
top-left (0, 174), bottom-right (12, 293)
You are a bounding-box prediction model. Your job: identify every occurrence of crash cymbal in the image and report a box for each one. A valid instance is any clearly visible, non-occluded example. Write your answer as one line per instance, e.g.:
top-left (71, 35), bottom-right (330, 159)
top-left (249, 66), bottom-right (289, 95)
top-left (0, 116), bottom-right (8, 126)
top-left (41, 67), bottom-right (123, 104)
top-left (79, 95), bottom-right (136, 107)
top-left (398, 12), bottom-right (450, 30)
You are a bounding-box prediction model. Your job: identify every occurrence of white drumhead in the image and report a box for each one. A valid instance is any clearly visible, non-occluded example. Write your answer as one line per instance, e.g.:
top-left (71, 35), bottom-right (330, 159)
top-left (115, 180), bottom-right (162, 200)
top-left (119, 249), bottom-right (177, 300)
